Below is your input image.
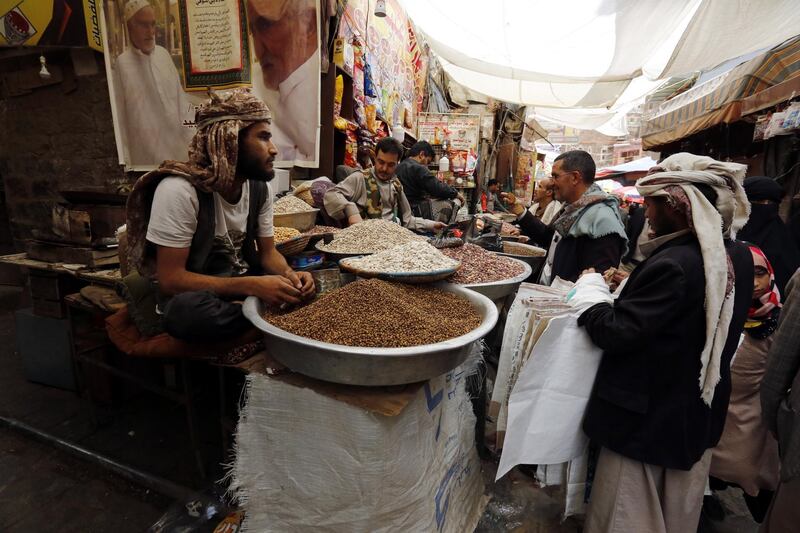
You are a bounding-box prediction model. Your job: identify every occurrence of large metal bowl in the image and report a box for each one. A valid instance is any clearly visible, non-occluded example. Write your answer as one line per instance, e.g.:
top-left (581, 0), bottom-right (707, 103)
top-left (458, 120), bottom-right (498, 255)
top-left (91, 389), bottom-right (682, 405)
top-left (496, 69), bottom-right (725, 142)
top-left (242, 283), bottom-right (498, 386)
top-left (495, 241), bottom-right (546, 271)
top-left (455, 257), bottom-right (532, 301)
top-left (273, 209), bottom-right (319, 232)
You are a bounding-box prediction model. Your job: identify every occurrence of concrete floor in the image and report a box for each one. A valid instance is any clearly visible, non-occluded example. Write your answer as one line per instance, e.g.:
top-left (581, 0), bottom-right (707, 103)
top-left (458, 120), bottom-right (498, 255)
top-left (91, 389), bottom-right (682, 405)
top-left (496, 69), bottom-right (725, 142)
top-left (0, 284), bottom-right (761, 532)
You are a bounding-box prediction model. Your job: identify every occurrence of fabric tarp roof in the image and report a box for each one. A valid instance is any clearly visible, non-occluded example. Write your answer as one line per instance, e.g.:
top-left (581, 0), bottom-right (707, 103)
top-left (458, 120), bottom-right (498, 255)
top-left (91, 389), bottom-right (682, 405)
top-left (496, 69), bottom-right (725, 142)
top-left (600, 157), bottom-right (659, 174)
top-left (398, 0), bottom-right (800, 132)
top-left (641, 36), bottom-right (800, 149)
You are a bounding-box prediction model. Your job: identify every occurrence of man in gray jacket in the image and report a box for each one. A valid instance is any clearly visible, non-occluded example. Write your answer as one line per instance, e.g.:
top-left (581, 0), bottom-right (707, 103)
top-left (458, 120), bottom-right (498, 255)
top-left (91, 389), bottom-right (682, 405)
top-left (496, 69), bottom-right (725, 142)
top-left (761, 268), bottom-right (800, 531)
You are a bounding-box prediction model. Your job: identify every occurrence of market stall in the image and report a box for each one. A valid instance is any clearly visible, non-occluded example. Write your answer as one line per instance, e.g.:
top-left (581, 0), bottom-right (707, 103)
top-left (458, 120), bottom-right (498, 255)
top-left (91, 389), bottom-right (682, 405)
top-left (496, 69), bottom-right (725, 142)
top-left (218, 186), bottom-right (548, 529)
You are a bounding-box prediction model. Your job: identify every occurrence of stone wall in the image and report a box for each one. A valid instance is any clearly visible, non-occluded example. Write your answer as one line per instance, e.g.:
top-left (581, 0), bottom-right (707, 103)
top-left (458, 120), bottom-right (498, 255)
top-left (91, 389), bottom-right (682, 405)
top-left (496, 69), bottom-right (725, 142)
top-left (0, 50), bottom-right (128, 246)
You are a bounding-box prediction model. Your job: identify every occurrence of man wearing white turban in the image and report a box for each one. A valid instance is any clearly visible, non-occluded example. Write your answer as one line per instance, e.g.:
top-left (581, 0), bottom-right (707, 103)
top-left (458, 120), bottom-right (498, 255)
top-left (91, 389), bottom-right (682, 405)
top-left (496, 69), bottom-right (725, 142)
top-left (114, 0), bottom-right (193, 167)
top-left (577, 153), bottom-right (754, 533)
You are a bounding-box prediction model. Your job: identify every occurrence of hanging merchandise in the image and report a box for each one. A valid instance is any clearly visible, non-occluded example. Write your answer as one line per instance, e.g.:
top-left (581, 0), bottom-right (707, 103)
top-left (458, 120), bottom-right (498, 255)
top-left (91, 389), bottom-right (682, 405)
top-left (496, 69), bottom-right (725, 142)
top-left (333, 37), bottom-right (345, 69)
top-left (780, 101), bottom-right (800, 131)
top-left (764, 111), bottom-right (790, 139)
top-left (343, 124), bottom-right (359, 167)
top-left (364, 60), bottom-right (378, 98)
top-left (351, 38), bottom-right (367, 128)
top-left (334, 75), bottom-right (344, 119)
top-left (365, 104), bottom-right (378, 133)
top-left (339, 0), bottom-right (419, 131)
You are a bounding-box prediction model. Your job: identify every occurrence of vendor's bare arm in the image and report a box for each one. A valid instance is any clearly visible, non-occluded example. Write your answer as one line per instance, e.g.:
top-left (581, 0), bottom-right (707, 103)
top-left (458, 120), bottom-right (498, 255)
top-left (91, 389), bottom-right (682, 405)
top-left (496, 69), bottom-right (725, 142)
top-left (155, 244), bottom-right (302, 305)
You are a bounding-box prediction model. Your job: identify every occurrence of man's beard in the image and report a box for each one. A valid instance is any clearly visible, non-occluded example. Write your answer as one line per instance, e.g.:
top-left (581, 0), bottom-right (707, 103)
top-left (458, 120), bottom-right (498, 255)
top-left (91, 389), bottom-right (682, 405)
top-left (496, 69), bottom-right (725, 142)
top-left (237, 154), bottom-right (275, 182)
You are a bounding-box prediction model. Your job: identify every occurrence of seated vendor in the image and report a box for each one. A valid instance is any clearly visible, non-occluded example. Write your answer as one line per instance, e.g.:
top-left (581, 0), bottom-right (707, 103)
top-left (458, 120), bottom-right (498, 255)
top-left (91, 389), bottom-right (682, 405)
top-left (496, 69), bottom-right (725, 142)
top-left (396, 141), bottom-right (464, 220)
top-left (124, 89), bottom-right (315, 342)
top-left (323, 137), bottom-right (447, 232)
top-left (481, 179), bottom-right (509, 214)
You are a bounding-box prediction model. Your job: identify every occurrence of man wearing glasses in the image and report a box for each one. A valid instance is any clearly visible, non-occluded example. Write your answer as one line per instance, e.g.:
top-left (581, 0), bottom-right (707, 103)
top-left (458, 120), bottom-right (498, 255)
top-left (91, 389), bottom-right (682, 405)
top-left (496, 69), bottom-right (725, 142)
top-left (502, 150), bottom-right (627, 284)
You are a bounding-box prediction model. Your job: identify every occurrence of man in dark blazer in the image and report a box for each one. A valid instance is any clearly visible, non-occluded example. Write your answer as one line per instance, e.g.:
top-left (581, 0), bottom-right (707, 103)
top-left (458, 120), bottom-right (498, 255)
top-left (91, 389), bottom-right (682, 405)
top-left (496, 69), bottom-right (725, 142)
top-left (578, 153), bottom-right (753, 533)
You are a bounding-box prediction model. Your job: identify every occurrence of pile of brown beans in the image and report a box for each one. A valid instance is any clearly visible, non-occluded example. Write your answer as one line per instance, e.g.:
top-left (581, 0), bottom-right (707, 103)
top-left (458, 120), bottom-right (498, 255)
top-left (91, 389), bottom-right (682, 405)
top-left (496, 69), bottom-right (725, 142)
top-left (264, 279), bottom-right (481, 347)
top-left (442, 243), bottom-right (526, 284)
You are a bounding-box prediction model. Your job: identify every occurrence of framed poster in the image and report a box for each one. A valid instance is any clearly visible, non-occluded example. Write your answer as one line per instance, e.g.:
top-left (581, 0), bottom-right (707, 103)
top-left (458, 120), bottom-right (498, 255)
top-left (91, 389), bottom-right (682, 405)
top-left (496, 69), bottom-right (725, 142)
top-left (177, 0), bottom-right (251, 90)
top-left (417, 113), bottom-right (481, 174)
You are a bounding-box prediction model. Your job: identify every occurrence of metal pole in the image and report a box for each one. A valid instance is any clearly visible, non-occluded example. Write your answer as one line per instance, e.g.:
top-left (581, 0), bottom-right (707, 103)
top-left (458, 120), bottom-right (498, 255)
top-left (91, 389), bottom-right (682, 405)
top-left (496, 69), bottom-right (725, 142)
top-left (0, 415), bottom-right (195, 502)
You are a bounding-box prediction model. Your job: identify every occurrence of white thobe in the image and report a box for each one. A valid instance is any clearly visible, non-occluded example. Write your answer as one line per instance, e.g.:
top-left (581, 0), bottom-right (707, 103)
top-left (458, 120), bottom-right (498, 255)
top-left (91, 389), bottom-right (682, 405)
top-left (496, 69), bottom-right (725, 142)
top-left (252, 53), bottom-right (320, 166)
top-left (114, 45), bottom-right (194, 167)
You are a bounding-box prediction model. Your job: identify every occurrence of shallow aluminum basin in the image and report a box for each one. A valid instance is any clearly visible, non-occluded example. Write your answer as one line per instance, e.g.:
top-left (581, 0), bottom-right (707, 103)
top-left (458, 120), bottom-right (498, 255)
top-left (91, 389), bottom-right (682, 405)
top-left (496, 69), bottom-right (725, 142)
top-left (456, 258), bottom-right (532, 301)
top-left (242, 283), bottom-right (498, 386)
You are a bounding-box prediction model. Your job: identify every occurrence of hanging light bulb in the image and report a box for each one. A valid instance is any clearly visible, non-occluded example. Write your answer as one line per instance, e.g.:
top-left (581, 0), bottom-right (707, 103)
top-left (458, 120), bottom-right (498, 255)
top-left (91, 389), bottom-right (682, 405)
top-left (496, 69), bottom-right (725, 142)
top-left (374, 0), bottom-right (387, 17)
top-left (39, 55), bottom-right (51, 79)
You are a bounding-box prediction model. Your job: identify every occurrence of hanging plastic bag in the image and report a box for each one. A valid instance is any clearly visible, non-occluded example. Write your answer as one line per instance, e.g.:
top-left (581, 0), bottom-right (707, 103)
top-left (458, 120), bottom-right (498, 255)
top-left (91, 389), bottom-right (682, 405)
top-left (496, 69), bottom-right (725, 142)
top-left (461, 216), bottom-right (503, 252)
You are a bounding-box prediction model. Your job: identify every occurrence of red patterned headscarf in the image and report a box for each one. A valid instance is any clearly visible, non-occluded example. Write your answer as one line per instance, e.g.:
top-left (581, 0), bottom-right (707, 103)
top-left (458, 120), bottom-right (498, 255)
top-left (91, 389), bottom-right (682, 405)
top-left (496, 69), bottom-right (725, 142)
top-left (749, 245), bottom-right (782, 319)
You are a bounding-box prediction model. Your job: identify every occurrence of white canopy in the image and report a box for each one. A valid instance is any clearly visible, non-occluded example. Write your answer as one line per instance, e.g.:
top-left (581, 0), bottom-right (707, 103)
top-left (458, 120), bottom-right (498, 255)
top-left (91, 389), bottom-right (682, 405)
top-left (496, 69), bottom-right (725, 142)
top-left (601, 157), bottom-right (659, 174)
top-left (401, 0), bottom-right (800, 130)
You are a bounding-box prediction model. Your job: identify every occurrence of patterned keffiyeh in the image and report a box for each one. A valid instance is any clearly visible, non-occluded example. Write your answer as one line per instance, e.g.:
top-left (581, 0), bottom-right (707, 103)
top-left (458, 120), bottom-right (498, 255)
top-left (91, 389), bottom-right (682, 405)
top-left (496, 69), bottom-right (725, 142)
top-left (636, 153), bottom-right (750, 406)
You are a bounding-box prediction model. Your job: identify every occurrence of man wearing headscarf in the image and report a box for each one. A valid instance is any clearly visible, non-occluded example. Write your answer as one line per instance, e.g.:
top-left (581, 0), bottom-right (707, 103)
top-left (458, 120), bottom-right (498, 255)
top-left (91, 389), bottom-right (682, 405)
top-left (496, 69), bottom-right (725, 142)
top-left (737, 176), bottom-right (800, 294)
top-left (577, 153), bottom-right (754, 533)
top-left (114, 0), bottom-right (193, 167)
top-left (125, 89), bottom-right (314, 341)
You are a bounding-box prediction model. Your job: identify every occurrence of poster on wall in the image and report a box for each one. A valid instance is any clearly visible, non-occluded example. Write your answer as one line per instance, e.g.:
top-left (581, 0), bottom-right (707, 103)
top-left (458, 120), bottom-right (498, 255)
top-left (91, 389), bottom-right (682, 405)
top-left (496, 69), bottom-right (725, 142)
top-left (417, 113), bottom-right (481, 174)
top-left (0, 0), bottom-right (102, 50)
top-left (245, 0), bottom-right (320, 168)
top-left (102, 0), bottom-right (208, 170)
top-left (177, 0), bottom-right (250, 90)
top-left (101, 0), bottom-right (320, 171)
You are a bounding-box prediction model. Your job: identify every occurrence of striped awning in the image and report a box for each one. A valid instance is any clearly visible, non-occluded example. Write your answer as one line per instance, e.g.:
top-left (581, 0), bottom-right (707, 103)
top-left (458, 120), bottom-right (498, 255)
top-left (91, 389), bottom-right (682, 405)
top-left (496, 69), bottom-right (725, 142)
top-left (642, 36), bottom-right (800, 150)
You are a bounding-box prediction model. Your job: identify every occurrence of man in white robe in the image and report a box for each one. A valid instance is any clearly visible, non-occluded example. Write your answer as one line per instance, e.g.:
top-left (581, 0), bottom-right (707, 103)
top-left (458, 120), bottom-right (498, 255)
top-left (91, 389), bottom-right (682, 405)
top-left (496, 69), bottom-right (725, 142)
top-left (114, 0), bottom-right (193, 167)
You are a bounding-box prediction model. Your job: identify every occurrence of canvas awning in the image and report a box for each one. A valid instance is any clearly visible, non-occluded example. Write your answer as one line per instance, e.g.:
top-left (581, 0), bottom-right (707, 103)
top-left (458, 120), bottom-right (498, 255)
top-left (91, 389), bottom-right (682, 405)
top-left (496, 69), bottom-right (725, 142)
top-left (398, 0), bottom-right (800, 133)
top-left (642, 36), bottom-right (800, 149)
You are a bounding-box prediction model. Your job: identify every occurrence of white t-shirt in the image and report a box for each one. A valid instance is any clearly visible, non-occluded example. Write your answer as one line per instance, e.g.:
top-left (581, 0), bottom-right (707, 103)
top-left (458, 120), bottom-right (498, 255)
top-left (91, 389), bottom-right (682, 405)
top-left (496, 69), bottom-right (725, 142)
top-left (146, 177), bottom-right (274, 274)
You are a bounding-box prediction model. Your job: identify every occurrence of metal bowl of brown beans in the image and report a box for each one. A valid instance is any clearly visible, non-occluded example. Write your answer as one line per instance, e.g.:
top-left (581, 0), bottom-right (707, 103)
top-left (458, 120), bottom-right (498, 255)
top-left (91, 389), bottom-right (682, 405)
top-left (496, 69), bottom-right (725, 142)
top-left (457, 258), bottom-right (532, 301)
top-left (242, 283), bottom-right (498, 386)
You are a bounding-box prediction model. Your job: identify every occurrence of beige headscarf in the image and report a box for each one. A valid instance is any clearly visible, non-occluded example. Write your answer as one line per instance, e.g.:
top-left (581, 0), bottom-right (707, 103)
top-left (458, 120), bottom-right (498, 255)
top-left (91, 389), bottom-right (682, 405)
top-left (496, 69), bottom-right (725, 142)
top-left (636, 153), bottom-right (750, 406)
top-left (126, 89), bottom-right (272, 277)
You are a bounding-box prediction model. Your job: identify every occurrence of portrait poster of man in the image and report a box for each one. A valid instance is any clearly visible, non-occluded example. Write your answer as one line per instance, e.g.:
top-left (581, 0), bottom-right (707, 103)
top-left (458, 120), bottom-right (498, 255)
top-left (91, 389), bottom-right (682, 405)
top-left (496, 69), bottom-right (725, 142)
top-left (101, 0), bottom-right (320, 170)
top-left (245, 0), bottom-right (321, 168)
top-left (101, 0), bottom-right (201, 170)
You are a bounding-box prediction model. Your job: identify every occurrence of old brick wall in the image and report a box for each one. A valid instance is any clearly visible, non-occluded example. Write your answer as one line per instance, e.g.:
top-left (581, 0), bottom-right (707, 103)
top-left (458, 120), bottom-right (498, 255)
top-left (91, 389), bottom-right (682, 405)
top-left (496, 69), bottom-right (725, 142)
top-left (0, 50), bottom-right (128, 247)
